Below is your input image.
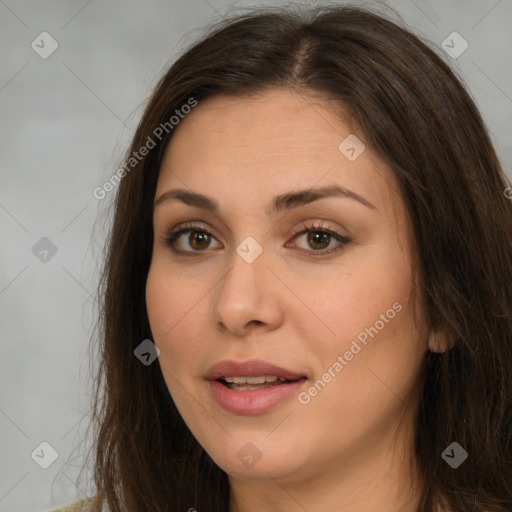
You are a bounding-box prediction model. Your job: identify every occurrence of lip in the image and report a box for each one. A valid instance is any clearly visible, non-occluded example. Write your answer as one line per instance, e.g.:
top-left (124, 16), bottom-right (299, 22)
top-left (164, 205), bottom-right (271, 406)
top-left (206, 359), bottom-right (308, 415)
top-left (206, 359), bottom-right (306, 381)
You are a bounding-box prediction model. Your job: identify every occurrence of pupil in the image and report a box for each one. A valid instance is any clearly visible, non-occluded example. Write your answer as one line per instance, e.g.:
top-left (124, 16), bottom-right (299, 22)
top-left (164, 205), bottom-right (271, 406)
top-left (190, 231), bottom-right (209, 250)
top-left (308, 231), bottom-right (330, 250)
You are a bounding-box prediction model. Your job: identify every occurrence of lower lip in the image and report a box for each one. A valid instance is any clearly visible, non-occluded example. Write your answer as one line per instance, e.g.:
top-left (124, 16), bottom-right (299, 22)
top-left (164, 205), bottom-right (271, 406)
top-left (208, 379), bottom-right (307, 415)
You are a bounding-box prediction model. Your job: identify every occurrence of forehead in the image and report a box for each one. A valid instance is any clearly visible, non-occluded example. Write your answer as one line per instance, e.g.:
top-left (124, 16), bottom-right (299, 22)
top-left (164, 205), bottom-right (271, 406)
top-left (157, 88), bottom-right (398, 216)
top-left (165, 89), bottom-right (350, 159)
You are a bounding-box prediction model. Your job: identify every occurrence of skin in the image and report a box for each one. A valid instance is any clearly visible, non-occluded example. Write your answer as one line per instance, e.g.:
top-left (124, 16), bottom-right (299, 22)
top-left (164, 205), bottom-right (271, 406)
top-left (145, 88), bottom-right (447, 512)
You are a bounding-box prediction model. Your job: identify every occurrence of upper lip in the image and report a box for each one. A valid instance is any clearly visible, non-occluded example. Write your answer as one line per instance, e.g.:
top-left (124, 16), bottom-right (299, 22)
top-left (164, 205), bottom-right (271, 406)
top-left (206, 359), bottom-right (307, 381)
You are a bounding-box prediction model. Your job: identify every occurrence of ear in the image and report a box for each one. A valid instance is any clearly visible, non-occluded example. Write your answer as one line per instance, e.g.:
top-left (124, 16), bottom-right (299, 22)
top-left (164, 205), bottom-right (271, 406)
top-left (427, 327), bottom-right (453, 353)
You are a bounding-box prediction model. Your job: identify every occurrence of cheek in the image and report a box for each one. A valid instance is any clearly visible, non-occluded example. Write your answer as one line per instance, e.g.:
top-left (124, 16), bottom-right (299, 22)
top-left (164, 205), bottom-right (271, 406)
top-left (314, 289), bottom-right (422, 410)
top-left (146, 266), bottom-right (176, 341)
top-left (309, 248), bottom-right (422, 397)
top-left (146, 258), bottom-right (201, 337)
top-left (145, 261), bottom-right (211, 376)
top-left (316, 253), bottom-right (411, 346)
top-left (146, 264), bottom-right (217, 434)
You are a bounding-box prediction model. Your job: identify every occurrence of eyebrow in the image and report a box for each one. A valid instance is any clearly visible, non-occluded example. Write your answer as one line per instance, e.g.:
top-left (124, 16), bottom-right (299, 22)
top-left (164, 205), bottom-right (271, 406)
top-left (153, 185), bottom-right (376, 214)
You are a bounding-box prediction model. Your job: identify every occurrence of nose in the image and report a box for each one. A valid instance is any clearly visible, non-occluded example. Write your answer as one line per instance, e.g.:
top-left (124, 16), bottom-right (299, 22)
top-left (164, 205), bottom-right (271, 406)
top-left (210, 244), bottom-right (284, 337)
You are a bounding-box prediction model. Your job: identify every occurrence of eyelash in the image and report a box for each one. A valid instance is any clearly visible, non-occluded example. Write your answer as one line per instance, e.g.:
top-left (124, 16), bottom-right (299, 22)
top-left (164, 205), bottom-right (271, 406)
top-left (162, 220), bottom-right (351, 257)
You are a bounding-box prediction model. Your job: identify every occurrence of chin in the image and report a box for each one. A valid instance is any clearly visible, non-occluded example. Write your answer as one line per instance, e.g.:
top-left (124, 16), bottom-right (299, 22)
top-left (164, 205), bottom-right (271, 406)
top-left (200, 431), bottom-right (307, 481)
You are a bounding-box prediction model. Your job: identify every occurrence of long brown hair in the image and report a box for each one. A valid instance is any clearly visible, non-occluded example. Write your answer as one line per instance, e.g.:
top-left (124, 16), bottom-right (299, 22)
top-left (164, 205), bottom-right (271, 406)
top-left (85, 5), bottom-right (512, 511)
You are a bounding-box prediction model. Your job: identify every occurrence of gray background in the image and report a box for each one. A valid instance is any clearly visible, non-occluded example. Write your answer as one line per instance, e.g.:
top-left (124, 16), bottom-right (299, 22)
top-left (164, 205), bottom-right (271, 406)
top-left (0, 0), bottom-right (511, 510)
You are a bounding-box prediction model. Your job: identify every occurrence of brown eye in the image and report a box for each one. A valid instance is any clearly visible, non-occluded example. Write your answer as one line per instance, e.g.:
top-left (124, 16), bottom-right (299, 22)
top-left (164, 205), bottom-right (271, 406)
top-left (188, 231), bottom-right (211, 250)
top-left (289, 222), bottom-right (350, 256)
top-left (164, 223), bottom-right (222, 254)
top-left (306, 231), bottom-right (331, 250)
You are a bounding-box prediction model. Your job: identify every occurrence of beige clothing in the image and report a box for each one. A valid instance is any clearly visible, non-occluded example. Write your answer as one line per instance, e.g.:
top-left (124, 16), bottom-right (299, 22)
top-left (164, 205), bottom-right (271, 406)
top-left (50, 497), bottom-right (96, 512)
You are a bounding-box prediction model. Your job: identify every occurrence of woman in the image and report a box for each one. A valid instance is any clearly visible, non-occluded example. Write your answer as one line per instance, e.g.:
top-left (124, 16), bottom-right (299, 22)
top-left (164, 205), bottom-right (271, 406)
top-left (54, 4), bottom-right (512, 512)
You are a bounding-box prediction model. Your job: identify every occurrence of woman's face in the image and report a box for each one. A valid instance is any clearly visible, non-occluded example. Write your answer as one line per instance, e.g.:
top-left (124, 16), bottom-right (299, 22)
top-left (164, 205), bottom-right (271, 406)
top-left (146, 88), bottom-right (431, 483)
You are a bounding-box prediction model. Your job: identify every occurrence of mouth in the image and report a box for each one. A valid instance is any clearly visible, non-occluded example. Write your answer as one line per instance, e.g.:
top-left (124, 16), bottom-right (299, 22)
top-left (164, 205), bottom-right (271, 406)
top-left (206, 359), bottom-right (308, 414)
top-left (216, 375), bottom-right (305, 391)
top-left (206, 358), bottom-right (307, 384)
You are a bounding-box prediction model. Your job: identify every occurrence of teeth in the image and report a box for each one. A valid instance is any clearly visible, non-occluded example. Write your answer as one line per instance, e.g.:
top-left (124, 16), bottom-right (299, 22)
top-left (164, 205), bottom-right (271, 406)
top-left (223, 375), bottom-right (279, 384)
top-left (230, 384), bottom-right (269, 391)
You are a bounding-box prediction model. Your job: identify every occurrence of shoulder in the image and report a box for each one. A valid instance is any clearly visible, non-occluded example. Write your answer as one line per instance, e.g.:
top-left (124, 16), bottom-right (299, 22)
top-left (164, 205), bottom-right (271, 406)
top-left (49, 497), bottom-right (99, 512)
